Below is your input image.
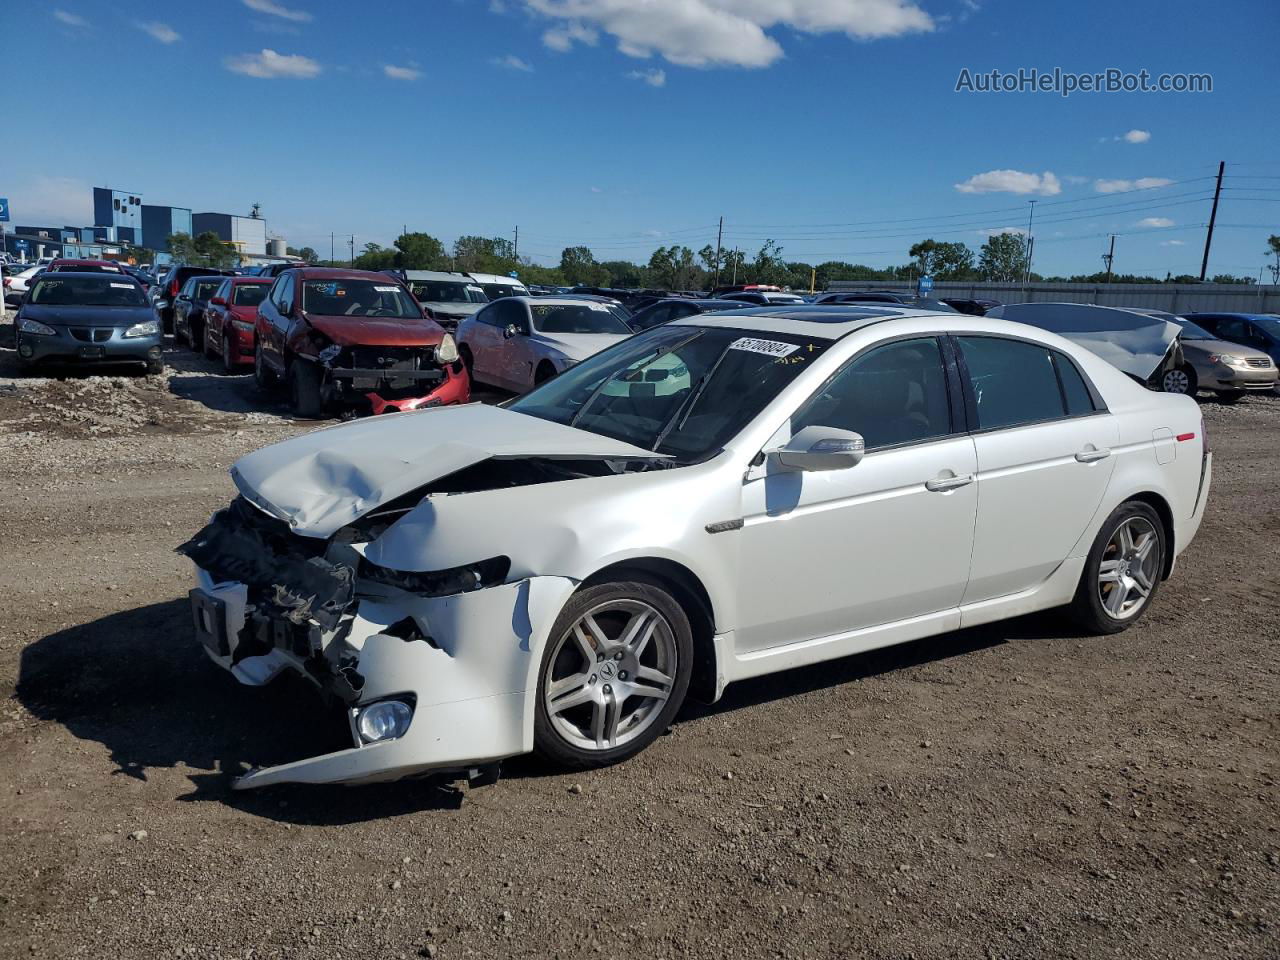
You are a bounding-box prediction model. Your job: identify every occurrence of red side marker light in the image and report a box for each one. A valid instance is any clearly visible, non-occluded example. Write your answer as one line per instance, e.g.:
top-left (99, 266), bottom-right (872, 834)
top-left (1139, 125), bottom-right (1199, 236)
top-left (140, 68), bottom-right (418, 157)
top-left (1176, 432), bottom-right (1196, 442)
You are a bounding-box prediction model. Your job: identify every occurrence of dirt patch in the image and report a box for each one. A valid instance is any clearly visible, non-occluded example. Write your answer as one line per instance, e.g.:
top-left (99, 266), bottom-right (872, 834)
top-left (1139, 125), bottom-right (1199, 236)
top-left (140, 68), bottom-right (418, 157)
top-left (0, 344), bottom-right (1277, 960)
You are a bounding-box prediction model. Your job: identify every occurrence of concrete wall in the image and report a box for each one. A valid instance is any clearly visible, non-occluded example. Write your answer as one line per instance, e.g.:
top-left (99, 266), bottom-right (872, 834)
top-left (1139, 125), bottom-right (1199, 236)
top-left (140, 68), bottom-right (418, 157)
top-left (825, 280), bottom-right (1280, 314)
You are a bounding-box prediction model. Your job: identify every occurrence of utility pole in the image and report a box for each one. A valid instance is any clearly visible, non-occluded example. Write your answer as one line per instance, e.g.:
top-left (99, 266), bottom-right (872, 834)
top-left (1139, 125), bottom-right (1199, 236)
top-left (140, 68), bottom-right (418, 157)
top-left (349, 235), bottom-right (355, 267)
top-left (713, 215), bottom-right (724, 288)
top-left (1199, 160), bottom-right (1225, 281)
top-left (730, 248), bottom-right (739, 285)
top-left (330, 232), bottom-right (334, 263)
top-left (1102, 234), bottom-right (1116, 283)
top-left (513, 225), bottom-right (518, 261)
top-left (1023, 199), bottom-right (1037, 285)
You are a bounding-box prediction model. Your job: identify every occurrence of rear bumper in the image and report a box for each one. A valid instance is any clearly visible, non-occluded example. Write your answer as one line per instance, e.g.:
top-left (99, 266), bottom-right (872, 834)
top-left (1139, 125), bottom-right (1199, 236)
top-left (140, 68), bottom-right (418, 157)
top-left (190, 568), bottom-right (578, 788)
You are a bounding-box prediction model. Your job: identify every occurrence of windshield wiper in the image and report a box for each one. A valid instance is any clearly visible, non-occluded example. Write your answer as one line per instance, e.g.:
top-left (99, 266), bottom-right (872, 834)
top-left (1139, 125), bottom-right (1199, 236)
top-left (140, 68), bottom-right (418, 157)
top-left (649, 342), bottom-right (734, 453)
top-left (568, 330), bottom-right (705, 428)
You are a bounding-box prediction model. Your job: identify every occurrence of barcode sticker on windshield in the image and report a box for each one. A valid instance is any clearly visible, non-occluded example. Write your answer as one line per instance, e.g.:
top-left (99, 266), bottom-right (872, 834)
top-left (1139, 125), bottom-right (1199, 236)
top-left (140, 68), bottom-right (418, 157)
top-left (729, 336), bottom-right (799, 358)
top-left (374, 285), bottom-right (400, 292)
top-left (109, 282), bottom-right (133, 289)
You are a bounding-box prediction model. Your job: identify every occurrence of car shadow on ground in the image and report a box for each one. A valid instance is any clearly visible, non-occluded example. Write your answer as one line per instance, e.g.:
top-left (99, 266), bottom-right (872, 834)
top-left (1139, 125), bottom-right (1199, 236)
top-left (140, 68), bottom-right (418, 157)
top-left (160, 341), bottom-right (296, 418)
top-left (15, 598), bottom-right (465, 823)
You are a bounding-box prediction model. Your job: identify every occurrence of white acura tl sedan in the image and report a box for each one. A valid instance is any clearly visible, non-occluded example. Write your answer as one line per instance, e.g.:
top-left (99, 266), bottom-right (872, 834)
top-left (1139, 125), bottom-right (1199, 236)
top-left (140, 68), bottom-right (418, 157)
top-left (182, 306), bottom-right (1211, 788)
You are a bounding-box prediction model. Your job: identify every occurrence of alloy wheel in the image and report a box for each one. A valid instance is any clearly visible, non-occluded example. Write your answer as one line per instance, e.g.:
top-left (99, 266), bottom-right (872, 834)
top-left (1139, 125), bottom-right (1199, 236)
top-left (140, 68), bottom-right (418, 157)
top-left (1097, 516), bottom-right (1160, 620)
top-left (542, 599), bottom-right (678, 751)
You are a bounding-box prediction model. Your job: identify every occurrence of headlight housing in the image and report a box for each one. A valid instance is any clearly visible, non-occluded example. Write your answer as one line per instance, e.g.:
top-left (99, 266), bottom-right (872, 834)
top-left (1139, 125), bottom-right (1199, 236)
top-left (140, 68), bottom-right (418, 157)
top-left (355, 699), bottom-right (413, 743)
top-left (434, 333), bottom-right (459, 365)
top-left (358, 555), bottom-right (510, 596)
top-left (17, 317), bottom-right (56, 336)
top-left (1210, 354), bottom-right (1246, 367)
top-left (123, 320), bottom-right (161, 339)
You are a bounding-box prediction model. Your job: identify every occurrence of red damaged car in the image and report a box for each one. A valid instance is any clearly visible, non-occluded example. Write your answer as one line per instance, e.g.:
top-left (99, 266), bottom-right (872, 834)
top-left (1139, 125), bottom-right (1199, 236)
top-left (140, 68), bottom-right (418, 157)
top-left (253, 268), bottom-right (470, 417)
top-left (202, 276), bottom-right (273, 372)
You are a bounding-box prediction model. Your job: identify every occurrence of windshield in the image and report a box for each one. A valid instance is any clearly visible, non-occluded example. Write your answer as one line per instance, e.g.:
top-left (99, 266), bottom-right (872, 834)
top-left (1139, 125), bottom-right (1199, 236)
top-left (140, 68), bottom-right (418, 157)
top-left (509, 324), bottom-right (832, 460)
top-left (480, 283), bottom-right (523, 300)
top-left (233, 284), bottom-right (270, 307)
top-left (29, 276), bottom-right (146, 307)
top-left (301, 279), bottom-right (422, 318)
top-left (532, 303), bottom-right (633, 335)
top-left (1172, 318), bottom-right (1216, 340)
top-left (410, 280), bottom-right (488, 304)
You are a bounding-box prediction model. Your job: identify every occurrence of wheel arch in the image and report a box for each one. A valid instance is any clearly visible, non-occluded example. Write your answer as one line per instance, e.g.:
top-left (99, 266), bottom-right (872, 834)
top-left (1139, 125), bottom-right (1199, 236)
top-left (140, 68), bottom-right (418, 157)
top-left (579, 557), bottom-right (719, 703)
top-left (1125, 490), bottom-right (1177, 580)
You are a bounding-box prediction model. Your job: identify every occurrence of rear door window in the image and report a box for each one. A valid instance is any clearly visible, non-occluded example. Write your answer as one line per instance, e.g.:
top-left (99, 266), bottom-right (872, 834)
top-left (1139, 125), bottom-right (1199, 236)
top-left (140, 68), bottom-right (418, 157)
top-left (956, 336), bottom-right (1069, 430)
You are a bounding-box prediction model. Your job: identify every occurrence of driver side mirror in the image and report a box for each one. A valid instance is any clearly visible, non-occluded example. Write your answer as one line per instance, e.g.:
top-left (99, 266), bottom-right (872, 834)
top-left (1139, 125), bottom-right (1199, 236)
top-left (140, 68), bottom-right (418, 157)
top-left (771, 425), bottom-right (865, 472)
top-left (503, 323), bottom-right (523, 339)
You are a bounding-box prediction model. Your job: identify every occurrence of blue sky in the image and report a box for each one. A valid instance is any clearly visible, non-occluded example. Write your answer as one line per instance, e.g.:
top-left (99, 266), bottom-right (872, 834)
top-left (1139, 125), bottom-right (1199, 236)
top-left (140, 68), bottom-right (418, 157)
top-left (7, 0), bottom-right (1279, 278)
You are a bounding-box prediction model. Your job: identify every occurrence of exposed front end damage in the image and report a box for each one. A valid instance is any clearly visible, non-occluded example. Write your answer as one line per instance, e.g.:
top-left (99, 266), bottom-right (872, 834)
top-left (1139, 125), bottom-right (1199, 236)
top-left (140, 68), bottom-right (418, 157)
top-left (181, 494), bottom-right (577, 789)
top-left (315, 343), bottom-right (469, 416)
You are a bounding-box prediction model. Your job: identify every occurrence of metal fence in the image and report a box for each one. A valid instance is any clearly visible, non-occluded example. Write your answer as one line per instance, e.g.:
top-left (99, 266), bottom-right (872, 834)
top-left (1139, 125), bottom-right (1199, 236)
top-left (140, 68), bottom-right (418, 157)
top-left (825, 280), bottom-right (1280, 314)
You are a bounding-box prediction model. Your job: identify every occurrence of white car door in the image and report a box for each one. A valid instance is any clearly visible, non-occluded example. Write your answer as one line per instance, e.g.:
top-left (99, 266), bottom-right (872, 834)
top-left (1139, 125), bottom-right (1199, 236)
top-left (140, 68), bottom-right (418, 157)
top-left (466, 304), bottom-right (504, 388)
top-left (497, 300), bottom-right (538, 391)
top-left (735, 336), bottom-right (978, 653)
top-left (954, 334), bottom-right (1119, 604)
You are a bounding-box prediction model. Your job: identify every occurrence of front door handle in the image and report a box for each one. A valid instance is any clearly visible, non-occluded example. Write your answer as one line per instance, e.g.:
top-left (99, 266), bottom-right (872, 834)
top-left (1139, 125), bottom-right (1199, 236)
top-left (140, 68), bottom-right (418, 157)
top-left (1075, 447), bottom-right (1112, 463)
top-left (925, 473), bottom-right (974, 492)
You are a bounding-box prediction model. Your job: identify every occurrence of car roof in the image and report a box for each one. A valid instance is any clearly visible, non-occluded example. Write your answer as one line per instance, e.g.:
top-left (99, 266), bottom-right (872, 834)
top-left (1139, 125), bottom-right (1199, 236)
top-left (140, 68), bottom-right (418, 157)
top-left (296, 267), bottom-right (394, 281)
top-left (467, 272), bottom-right (528, 285)
top-left (669, 305), bottom-right (926, 336)
top-left (507, 296), bottom-right (621, 307)
top-left (227, 275), bottom-right (272, 284)
top-left (36, 271), bottom-right (142, 282)
top-left (402, 270), bottom-right (476, 282)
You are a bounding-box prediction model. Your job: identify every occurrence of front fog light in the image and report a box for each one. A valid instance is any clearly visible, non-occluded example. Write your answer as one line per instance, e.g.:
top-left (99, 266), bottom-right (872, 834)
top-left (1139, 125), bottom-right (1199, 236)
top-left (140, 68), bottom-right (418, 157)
top-left (356, 700), bottom-right (413, 743)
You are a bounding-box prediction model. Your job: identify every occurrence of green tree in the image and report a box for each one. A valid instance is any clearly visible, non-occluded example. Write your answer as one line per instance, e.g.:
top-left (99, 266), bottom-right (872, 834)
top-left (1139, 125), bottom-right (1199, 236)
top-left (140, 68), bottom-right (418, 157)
top-left (978, 233), bottom-right (1026, 282)
top-left (297, 246), bottom-right (318, 263)
top-left (750, 239), bottom-right (786, 285)
top-left (559, 246), bottom-right (608, 285)
top-left (395, 232), bottom-right (449, 270)
top-left (1265, 235), bottom-right (1280, 284)
top-left (909, 239), bottom-right (975, 280)
top-left (720, 249), bottom-right (746, 285)
top-left (600, 260), bottom-right (643, 287)
top-left (353, 242), bottom-right (397, 271)
top-left (453, 236), bottom-right (517, 274)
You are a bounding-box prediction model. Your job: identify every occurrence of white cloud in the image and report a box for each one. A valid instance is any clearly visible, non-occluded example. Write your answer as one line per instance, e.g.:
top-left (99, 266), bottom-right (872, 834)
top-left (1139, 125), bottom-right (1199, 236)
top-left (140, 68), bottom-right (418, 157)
top-left (521, 0), bottom-right (934, 69)
top-left (490, 0), bottom-right (508, 10)
top-left (979, 226), bottom-right (1029, 237)
top-left (241, 0), bottom-right (312, 23)
top-left (224, 48), bottom-right (321, 78)
top-left (1095, 176), bottom-right (1173, 193)
top-left (1161, 239), bottom-right (1186, 246)
top-left (493, 54), bottom-right (534, 72)
top-left (590, 186), bottom-right (603, 193)
top-left (626, 67), bottom-right (667, 87)
top-left (53, 9), bottom-right (89, 27)
top-left (543, 21), bottom-right (599, 51)
top-left (1136, 217), bottom-right (1174, 228)
top-left (955, 170), bottom-right (1061, 196)
top-left (383, 64), bottom-right (421, 80)
top-left (137, 21), bottom-right (181, 44)
top-left (1122, 129), bottom-right (1151, 143)
top-left (1063, 174), bottom-right (1090, 185)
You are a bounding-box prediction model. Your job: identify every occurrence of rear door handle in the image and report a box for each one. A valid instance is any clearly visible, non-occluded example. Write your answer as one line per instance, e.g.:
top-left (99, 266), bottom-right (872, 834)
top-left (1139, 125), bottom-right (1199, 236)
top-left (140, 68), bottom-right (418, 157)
top-left (1075, 447), bottom-right (1112, 463)
top-left (925, 473), bottom-right (974, 492)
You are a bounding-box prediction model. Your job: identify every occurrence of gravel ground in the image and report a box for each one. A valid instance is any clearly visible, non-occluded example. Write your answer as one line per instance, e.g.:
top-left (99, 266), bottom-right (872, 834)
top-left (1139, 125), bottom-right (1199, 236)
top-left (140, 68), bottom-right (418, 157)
top-left (1, 327), bottom-right (1277, 960)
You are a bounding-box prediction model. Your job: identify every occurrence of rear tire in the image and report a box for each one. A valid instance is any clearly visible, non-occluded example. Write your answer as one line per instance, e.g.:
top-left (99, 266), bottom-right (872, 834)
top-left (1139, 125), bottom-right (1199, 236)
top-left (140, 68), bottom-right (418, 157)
top-left (1067, 500), bottom-right (1166, 635)
top-left (289, 359), bottom-right (324, 418)
top-left (254, 341), bottom-right (278, 390)
top-left (203, 327), bottom-right (218, 360)
top-left (222, 333), bottom-right (235, 374)
top-left (533, 576), bottom-right (692, 770)
top-left (145, 357), bottom-right (164, 376)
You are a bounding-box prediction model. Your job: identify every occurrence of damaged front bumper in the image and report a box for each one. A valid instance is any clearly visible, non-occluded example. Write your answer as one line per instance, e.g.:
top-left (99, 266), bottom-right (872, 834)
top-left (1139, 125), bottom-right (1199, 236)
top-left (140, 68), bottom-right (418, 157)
top-left (182, 500), bottom-right (576, 788)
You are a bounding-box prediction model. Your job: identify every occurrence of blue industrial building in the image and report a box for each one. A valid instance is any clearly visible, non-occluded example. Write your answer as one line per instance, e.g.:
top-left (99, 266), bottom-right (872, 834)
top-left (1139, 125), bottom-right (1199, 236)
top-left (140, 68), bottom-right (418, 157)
top-left (142, 204), bottom-right (193, 251)
top-left (92, 187), bottom-right (144, 236)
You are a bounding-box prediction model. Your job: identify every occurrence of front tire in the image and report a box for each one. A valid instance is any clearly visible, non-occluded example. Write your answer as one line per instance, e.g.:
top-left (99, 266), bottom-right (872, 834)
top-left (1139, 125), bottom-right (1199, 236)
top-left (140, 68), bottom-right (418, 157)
top-left (254, 341), bottom-right (278, 390)
top-left (534, 576), bottom-right (692, 770)
top-left (289, 359), bottom-right (324, 418)
top-left (1068, 501), bottom-right (1166, 635)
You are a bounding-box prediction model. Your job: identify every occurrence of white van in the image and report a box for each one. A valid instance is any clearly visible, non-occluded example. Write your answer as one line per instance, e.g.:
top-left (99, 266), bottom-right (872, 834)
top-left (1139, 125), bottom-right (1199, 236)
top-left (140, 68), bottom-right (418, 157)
top-left (401, 270), bottom-right (489, 331)
top-left (466, 272), bottom-right (530, 302)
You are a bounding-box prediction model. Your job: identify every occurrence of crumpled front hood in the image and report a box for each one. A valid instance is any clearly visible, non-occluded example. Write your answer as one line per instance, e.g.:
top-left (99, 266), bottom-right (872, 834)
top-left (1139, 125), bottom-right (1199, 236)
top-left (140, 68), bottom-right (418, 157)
top-left (534, 332), bottom-right (630, 362)
top-left (990, 303), bottom-right (1181, 381)
top-left (230, 403), bottom-right (665, 537)
top-left (303, 313), bottom-right (445, 347)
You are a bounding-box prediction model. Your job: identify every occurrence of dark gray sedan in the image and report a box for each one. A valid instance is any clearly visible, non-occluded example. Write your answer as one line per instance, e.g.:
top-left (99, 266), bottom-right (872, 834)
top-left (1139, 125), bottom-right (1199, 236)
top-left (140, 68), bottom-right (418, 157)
top-left (14, 272), bottom-right (163, 374)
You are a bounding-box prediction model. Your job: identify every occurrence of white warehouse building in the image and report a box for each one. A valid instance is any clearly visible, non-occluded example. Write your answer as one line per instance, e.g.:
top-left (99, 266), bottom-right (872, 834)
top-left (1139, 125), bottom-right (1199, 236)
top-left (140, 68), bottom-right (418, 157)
top-left (191, 212), bottom-right (268, 257)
